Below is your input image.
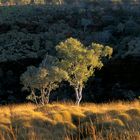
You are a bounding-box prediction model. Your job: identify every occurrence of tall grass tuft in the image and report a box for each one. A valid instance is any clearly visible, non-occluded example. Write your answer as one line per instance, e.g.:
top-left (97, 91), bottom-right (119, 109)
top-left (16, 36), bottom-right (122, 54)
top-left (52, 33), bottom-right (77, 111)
top-left (0, 101), bottom-right (140, 140)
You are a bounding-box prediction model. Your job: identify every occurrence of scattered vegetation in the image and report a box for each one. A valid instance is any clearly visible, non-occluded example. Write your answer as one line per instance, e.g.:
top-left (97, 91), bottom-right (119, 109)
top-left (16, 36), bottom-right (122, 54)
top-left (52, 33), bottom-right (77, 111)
top-left (0, 0), bottom-right (139, 6)
top-left (0, 1), bottom-right (139, 140)
top-left (20, 57), bottom-right (68, 105)
top-left (0, 1), bottom-right (139, 62)
top-left (0, 101), bottom-right (140, 140)
top-left (20, 38), bottom-right (113, 105)
top-left (0, 0), bottom-right (140, 103)
top-left (56, 38), bottom-right (112, 105)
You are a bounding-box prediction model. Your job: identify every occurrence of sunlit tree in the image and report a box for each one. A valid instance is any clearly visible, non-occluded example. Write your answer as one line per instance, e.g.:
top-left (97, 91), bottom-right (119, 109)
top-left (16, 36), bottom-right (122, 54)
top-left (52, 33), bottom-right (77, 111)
top-left (20, 58), bottom-right (68, 104)
top-left (56, 38), bottom-right (113, 105)
top-left (20, 66), bottom-right (39, 104)
top-left (37, 66), bottom-right (68, 104)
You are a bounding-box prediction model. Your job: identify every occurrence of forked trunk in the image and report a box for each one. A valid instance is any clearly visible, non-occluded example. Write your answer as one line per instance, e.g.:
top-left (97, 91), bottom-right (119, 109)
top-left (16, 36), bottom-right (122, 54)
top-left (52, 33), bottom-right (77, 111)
top-left (31, 89), bottom-right (38, 105)
top-left (44, 91), bottom-right (50, 104)
top-left (75, 85), bottom-right (83, 106)
top-left (40, 88), bottom-right (51, 105)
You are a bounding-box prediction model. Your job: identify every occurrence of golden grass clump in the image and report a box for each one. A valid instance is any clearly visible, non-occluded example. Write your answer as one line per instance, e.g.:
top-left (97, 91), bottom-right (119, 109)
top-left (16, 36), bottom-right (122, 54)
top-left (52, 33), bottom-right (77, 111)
top-left (60, 111), bottom-right (72, 122)
top-left (117, 112), bottom-right (131, 122)
top-left (112, 118), bottom-right (124, 126)
top-left (0, 101), bottom-right (140, 140)
top-left (49, 111), bottom-right (64, 122)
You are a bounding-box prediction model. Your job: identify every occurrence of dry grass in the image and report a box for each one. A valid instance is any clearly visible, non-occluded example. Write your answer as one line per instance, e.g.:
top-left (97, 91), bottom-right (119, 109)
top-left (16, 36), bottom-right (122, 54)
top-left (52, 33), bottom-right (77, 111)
top-left (0, 101), bottom-right (140, 140)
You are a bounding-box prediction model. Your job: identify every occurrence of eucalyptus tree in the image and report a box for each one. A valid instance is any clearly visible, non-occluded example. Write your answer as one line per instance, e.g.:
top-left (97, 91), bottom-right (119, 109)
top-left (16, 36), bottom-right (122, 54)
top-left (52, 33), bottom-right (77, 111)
top-left (56, 38), bottom-right (113, 105)
top-left (20, 55), bottom-right (68, 105)
top-left (20, 66), bottom-right (39, 104)
top-left (37, 66), bottom-right (68, 104)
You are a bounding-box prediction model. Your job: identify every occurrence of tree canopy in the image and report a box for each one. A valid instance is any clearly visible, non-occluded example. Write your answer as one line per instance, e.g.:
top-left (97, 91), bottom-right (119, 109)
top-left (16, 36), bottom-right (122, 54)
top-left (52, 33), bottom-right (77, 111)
top-left (20, 56), bottom-right (68, 104)
top-left (21, 38), bottom-right (113, 105)
top-left (56, 38), bottom-right (113, 105)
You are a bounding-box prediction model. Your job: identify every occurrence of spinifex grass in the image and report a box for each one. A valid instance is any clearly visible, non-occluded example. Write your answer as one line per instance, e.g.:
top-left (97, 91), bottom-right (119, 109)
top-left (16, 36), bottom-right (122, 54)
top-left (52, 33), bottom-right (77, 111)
top-left (0, 101), bottom-right (140, 140)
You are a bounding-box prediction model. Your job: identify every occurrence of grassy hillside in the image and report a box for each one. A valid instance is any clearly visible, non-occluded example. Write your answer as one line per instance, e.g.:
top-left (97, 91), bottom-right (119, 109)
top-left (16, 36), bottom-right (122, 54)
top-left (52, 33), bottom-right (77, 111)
top-left (0, 101), bottom-right (140, 140)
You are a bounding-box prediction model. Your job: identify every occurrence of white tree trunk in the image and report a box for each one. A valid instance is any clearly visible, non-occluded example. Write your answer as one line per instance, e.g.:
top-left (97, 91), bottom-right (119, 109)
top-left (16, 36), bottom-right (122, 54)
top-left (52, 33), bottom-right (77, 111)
top-left (40, 88), bottom-right (51, 105)
top-left (58, 0), bottom-right (63, 5)
top-left (75, 85), bottom-right (83, 106)
top-left (44, 91), bottom-right (50, 104)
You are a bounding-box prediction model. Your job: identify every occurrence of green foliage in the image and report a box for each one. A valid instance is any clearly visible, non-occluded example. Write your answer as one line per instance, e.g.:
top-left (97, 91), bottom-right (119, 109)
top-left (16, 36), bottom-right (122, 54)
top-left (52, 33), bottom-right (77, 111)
top-left (2, 1), bottom-right (140, 103)
top-left (20, 38), bottom-right (112, 105)
top-left (0, 3), bottom-right (139, 62)
top-left (56, 38), bottom-right (112, 87)
top-left (20, 56), bottom-right (68, 104)
top-left (56, 38), bottom-right (113, 105)
top-left (20, 66), bottom-right (38, 91)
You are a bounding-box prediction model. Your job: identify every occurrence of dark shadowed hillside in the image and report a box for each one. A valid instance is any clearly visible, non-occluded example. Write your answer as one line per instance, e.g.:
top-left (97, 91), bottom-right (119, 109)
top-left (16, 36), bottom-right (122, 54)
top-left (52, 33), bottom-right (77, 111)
top-left (0, 1), bottom-right (140, 104)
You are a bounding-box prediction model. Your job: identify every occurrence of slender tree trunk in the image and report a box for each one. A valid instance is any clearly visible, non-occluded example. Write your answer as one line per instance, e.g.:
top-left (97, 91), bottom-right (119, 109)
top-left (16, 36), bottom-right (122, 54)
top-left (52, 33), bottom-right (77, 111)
top-left (75, 85), bottom-right (83, 106)
top-left (43, 88), bottom-right (50, 104)
top-left (40, 88), bottom-right (46, 105)
top-left (47, 90), bottom-right (51, 103)
top-left (58, 0), bottom-right (62, 5)
top-left (40, 88), bottom-right (51, 104)
top-left (45, 91), bottom-right (50, 104)
top-left (31, 89), bottom-right (38, 105)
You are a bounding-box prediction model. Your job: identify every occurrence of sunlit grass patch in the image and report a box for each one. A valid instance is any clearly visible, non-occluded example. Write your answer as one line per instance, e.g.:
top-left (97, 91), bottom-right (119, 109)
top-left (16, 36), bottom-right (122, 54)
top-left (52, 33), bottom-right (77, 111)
top-left (112, 118), bottom-right (125, 126)
top-left (0, 101), bottom-right (140, 140)
top-left (49, 111), bottom-right (64, 122)
top-left (0, 115), bottom-right (11, 126)
top-left (117, 113), bottom-right (131, 122)
top-left (60, 110), bottom-right (72, 122)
